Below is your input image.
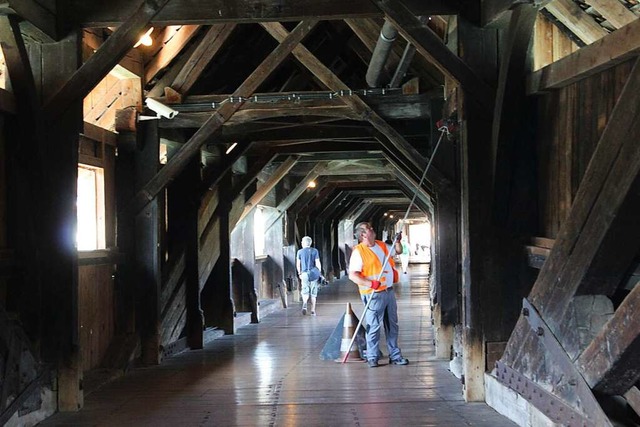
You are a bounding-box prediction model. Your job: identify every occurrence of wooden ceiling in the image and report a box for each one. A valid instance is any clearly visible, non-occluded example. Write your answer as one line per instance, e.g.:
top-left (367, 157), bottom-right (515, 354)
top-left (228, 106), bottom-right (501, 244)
top-left (2, 0), bottom-right (639, 219)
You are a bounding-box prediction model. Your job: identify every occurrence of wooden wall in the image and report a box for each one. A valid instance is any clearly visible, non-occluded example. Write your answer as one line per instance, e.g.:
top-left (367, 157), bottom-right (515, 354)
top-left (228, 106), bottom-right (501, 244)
top-left (532, 14), bottom-right (579, 71)
top-left (78, 263), bottom-right (115, 371)
top-left (536, 60), bottom-right (634, 238)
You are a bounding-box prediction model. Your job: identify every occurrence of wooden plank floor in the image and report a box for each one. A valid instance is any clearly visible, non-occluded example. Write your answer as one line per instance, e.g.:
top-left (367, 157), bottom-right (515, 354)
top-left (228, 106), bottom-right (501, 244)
top-left (41, 264), bottom-right (516, 426)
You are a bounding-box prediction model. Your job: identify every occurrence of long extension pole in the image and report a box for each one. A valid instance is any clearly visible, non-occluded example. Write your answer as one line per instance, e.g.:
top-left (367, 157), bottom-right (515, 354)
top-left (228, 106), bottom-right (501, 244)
top-left (341, 125), bottom-right (450, 363)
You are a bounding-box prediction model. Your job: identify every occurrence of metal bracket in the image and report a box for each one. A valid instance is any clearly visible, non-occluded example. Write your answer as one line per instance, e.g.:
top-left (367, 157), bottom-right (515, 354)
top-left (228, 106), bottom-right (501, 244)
top-left (520, 298), bottom-right (612, 427)
top-left (495, 360), bottom-right (590, 426)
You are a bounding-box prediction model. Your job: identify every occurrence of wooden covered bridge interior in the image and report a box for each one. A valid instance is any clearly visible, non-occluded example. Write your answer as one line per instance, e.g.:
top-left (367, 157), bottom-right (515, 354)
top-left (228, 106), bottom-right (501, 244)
top-left (1, 0), bottom-right (640, 425)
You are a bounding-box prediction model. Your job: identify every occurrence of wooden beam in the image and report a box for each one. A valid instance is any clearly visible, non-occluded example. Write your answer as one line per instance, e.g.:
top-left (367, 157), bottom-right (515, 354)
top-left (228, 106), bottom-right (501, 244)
top-left (502, 59), bottom-right (640, 373)
top-left (170, 24), bottom-right (236, 95)
top-left (528, 18), bottom-right (640, 94)
top-left (160, 92), bottom-right (435, 128)
top-left (144, 25), bottom-right (201, 84)
top-left (237, 155), bottom-right (299, 224)
top-left (82, 121), bottom-right (118, 146)
top-left (0, 14), bottom-right (39, 119)
top-left (264, 162), bottom-right (327, 232)
top-left (42, 0), bottom-right (173, 122)
top-left (625, 387), bottom-right (640, 418)
top-left (576, 282), bottom-right (640, 394)
top-left (4, 0), bottom-right (57, 40)
top-left (490, 4), bottom-right (538, 225)
top-left (74, 0), bottom-right (458, 27)
top-left (129, 20), bottom-right (318, 215)
top-left (261, 21), bottom-right (454, 201)
top-left (167, 106), bottom-right (358, 128)
top-left (372, 0), bottom-right (495, 112)
top-left (544, 0), bottom-right (608, 45)
top-left (0, 88), bottom-right (16, 114)
top-left (482, 0), bottom-right (518, 27)
top-left (582, 0), bottom-right (636, 30)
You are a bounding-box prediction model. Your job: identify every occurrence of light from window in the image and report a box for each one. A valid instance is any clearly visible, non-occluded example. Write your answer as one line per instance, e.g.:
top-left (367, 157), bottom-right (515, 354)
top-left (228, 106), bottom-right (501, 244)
top-left (254, 207), bottom-right (266, 256)
top-left (77, 165), bottom-right (106, 250)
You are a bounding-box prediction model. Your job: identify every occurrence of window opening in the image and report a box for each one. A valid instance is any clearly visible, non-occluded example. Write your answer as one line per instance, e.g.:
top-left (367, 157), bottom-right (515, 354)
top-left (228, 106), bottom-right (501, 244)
top-left (77, 164), bottom-right (106, 250)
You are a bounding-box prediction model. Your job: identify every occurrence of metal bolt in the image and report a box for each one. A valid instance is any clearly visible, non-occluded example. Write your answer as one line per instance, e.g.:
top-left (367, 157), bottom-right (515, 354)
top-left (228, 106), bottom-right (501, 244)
top-left (522, 307), bottom-right (530, 316)
top-left (536, 327), bottom-right (544, 336)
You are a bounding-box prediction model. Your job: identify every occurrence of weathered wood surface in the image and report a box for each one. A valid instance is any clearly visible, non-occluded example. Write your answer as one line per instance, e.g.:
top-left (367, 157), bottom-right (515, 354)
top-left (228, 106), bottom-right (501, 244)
top-left (502, 59), bottom-right (640, 409)
top-left (544, 0), bottom-right (608, 45)
top-left (170, 24), bottom-right (237, 96)
top-left (536, 60), bottom-right (632, 238)
top-left (144, 25), bottom-right (201, 84)
top-left (577, 282), bottom-right (640, 394)
top-left (529, 18), bottom-right (640, 94)
top-left (583, 0), bottom-right (637, 29)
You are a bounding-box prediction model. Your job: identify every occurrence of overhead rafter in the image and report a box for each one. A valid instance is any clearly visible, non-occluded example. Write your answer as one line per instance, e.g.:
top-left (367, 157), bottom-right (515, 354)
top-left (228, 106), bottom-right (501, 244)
top-left (236, 155), bottom-right (299, 224)
top-left (583, 0), bottom-right (637, 29)
top-left (372, 0), bottom-right (495, 112)
top-left (2, 0), bottom-right (58, 40)
top-left (528, 17), bottom-right (640, 94)
top-left (544, 0), bottom-right (609, 45)
top-left (170, 23), bottom-right (237, 96)
top-left (144, 25), bottom-right (201, 85)
top-left (261, 21), bottom-right (454, 202)
top-left (128, 19), bottom-right (319, 215)
top-left (41, 0), bottom-right (174, 122)
top-left (0, 14), bottom-right (39, 121)
top-left (73, 0), bottom-right (459, 27)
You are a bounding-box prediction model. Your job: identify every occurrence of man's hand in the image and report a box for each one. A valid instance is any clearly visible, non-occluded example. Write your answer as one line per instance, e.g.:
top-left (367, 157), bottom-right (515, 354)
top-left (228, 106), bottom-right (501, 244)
top-left (370, 280), bottom-right (381, 290)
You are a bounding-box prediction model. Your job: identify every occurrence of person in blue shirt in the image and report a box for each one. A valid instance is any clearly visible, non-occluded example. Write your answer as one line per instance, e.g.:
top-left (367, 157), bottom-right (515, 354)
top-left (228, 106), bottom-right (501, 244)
top-left (296, 236), bottom-right (322, 316)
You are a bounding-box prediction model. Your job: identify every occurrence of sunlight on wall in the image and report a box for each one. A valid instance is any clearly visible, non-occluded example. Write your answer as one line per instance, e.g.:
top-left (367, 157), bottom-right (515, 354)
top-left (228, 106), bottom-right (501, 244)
top-left (254, 207), bottom-right (266, 256)
top-left (77, 165), bottom-right (106, 250)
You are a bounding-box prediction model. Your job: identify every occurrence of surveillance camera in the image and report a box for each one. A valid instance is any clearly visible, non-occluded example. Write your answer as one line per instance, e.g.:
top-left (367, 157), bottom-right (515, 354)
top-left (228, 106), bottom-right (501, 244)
top-left (145, 98), bottom-right (179, 119)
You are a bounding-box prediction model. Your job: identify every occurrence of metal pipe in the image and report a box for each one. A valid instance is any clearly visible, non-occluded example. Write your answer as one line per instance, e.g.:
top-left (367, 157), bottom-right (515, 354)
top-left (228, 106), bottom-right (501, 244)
top-left (389, 44), bottom-right (416, 88)
top-left (365, 20), bottom-right (398, 88)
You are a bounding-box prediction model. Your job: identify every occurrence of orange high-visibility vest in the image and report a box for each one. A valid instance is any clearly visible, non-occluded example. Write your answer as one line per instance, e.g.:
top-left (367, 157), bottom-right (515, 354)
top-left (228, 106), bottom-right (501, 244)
top-left (354, 241), bottom-right (398, 295)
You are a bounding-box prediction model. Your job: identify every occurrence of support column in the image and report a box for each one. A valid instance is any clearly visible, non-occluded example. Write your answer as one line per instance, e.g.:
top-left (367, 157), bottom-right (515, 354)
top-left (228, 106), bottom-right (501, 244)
top-left (135, 121), bottom-right (161, 365)
top-left (456, 18), bottom-right (499, 402)
top-left (433, 196), bottom-right (459, 359)
top-left (214, 173), bottom-right (234, 334)
top-left (168, 158), bottom-right (202, 349)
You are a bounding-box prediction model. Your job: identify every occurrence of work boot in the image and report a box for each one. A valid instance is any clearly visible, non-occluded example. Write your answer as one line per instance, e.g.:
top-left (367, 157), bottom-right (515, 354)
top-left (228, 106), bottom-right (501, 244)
top-left (302, 303), bottom-right (307, 316)
top-left (389, 356), bottom-right (409, 365)
top-left (367, 359), bottom-right (379, 368)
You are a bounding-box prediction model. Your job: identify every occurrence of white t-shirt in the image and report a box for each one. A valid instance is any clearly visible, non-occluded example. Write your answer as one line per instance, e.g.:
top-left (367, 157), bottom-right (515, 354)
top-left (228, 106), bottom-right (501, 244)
top-left (349, 242), bottom-right (395, 285)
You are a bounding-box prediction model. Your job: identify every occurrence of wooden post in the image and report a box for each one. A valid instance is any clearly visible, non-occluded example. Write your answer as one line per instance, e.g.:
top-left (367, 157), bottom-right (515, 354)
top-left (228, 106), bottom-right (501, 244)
top-left (214, 173), bottom-right (234, 334)
top-left (135, 121), bottom-right (162, 365)
top-left (456, 18), bottom-right (499, 402)
top-left (433, 196), bottom-right (458, 359)
top-left (168, 158), bottom-right (203, 349)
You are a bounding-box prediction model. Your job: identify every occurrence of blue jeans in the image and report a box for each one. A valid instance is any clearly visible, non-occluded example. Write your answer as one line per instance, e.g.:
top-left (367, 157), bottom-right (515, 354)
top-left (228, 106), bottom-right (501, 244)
top-left (361, 289), bottom-right (402, 361)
